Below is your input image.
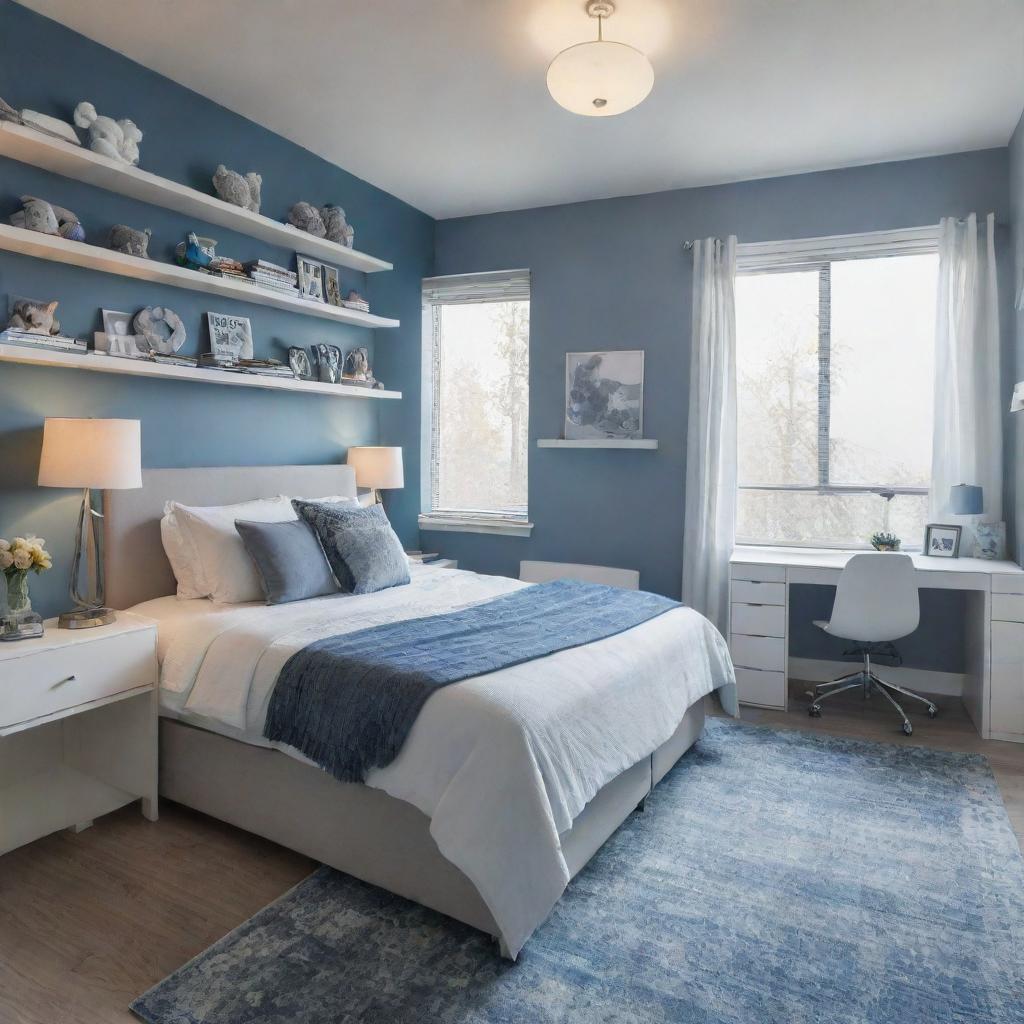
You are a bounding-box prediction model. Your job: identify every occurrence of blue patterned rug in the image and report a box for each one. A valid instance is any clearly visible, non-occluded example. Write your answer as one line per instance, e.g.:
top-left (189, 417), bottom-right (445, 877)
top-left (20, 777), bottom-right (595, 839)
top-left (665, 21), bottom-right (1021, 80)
top-left (132, 720), bottom-right (1024, 1023)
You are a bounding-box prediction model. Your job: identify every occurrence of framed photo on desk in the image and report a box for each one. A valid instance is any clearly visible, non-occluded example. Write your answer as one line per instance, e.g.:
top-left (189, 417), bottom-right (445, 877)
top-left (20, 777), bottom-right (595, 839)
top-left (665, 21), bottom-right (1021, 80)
top-left (924, 523), bottom-right (961, 558)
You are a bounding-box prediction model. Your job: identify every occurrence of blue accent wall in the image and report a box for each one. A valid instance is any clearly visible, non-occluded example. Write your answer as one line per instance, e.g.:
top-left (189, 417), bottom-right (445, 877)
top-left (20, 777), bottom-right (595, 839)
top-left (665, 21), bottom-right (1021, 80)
top-left (432, 149), bottom-right (1014, 672)
top-left (0, 0), bottom-right (433, 619)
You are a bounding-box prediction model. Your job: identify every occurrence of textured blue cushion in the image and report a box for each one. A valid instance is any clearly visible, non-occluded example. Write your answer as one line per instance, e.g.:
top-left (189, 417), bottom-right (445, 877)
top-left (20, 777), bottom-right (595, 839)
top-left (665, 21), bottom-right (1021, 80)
top-left (235, 518), bottom-right (338, 604)
top-left (292, 500), bottom-right (409, 594)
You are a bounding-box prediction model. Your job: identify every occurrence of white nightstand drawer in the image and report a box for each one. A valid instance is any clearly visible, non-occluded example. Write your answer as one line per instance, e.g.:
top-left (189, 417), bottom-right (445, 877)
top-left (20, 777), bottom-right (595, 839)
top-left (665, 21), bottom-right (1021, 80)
top-left (731, 603), bottom-right (785, 637)
top-left (0, 628), bottom-right (156, 730)
top-left (731, 580), bottom-right (786, 605)
top-left (730, 634), bottom-right (786, 672)
top-left (735, 667), bottom-right (787, 708)
top-left (992, 594), bottom-right (1024, 623)
top-left (731, 562), bottom-right (786, 584)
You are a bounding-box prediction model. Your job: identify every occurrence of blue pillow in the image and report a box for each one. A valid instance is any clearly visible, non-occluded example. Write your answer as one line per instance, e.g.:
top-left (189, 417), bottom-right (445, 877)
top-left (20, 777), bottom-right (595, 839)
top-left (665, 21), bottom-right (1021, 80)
top-left (235, 518), bottom-right (338, 604)
top-left (292, 500), bottom-right (410, 594)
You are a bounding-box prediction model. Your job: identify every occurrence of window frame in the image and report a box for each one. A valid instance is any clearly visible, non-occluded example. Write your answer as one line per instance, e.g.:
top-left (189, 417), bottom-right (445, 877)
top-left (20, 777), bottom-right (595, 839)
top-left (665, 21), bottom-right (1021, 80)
top-left (734, 227), bottom-right (939, 549)
top-left (419, 270), bottom-right (533, 537)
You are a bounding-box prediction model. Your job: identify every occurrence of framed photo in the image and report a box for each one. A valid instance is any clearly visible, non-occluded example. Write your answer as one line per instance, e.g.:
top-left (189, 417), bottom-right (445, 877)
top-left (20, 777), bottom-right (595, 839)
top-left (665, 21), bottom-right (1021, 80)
top-left (288, 346), bottom-right (314, 381)
top-left (206, 312), bottom-right (254, 362)
top-left (924, 523), bottom-right (961, 558)
top-left (565, 350), bottom-right (644, 440)
top-left (296, 255), bottom-right (324, 302)
top-left (100, 308), bottom-right (145, 356)
top-left (323, 265), bottom-right (342, 306)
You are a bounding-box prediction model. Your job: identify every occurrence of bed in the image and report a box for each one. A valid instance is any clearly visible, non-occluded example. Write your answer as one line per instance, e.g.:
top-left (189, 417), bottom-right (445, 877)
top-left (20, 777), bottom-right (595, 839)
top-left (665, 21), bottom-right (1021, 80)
top-left (104, 464), bottom-right (737, 958)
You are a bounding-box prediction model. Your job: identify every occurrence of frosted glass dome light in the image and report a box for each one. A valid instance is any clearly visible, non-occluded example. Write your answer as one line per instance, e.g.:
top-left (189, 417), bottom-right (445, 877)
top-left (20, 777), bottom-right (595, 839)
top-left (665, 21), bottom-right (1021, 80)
top-left (547, 2), bottom-right (654, 117)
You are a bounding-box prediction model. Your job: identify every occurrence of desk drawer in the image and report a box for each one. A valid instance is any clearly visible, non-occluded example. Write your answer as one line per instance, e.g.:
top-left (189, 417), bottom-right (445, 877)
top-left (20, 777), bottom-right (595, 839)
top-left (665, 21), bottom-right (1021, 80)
top-left (0, 630), bottom-right (156, 730)
top-left (730, 634), bottom-right (786, 672)
top-left (993, 594), bottom-right (1024, 623)
top-left (735, 668), bottom-right (786, 708)
top-left (731, 562), bottom-right (786, 584)
top-left (993, 575), bottom-right (1024, 596)
top-left (731, 603), bottom-right (785, 638)
top-left (731, 580), bottom-right (786, 606)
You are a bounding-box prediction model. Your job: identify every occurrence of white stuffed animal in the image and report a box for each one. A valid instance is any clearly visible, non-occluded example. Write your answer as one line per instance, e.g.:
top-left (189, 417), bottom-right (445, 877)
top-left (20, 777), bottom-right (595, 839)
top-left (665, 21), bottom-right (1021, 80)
top-left (73, 101), bottom-right (143, 166)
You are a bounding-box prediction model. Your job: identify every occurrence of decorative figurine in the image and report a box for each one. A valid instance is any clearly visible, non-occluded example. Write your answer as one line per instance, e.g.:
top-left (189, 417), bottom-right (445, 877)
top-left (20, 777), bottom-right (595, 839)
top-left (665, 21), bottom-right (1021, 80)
top-left (134, 306), bottom-right (186, 354)
top-left (7, 298), bottom-right (61, 336)
top-left (212, 165), bottom-right (262, 214)
top-left (108, 224), bottom-right (152, 258)
top-left (313, 343), bottom-right (341, 383)
top-left (176, 232), bottom-right (216, 271)
top-left (288, 346), bottom-right (314, 380)
top-left (287, 201), bottom-right (326, 237)
top-left (73, 101), bottom-right (142, 165)
top-left (342, 346), bottom-right (381, 388)
top-left (10, 196), bottom-right (85, 240)
top-left (321, 205), bottom-right (354, 247)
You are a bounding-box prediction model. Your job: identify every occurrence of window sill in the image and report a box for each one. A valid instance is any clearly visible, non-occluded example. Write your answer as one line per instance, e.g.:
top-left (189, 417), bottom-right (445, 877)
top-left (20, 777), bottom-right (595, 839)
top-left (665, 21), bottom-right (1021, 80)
top-left (418, 514), bottom-right (534, 538)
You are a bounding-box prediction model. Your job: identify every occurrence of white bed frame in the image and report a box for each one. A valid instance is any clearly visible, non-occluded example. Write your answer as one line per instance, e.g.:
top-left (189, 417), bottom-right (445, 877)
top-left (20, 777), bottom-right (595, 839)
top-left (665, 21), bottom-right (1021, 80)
top-left (104, 465), bottom-right (706, 952)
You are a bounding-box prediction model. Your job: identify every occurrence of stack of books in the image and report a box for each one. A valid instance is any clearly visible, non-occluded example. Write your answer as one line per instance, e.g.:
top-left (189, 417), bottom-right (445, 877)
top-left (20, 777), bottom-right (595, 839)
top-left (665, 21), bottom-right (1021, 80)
top-left (209, 257), bottom-right (251, 283)
top-left (197, 353), bottom-right (295, 379)
top-left (0, 329), bottom-right (88, 354)
top-left (342, 296), bottom-right (370, 312)
top-left (245, 260), bottom-right (299, 296)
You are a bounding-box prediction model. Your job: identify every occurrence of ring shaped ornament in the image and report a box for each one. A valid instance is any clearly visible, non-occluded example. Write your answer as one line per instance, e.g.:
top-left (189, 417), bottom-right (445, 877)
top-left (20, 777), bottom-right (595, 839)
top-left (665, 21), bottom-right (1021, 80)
top-left (133, 305), bottom-right (186, 354)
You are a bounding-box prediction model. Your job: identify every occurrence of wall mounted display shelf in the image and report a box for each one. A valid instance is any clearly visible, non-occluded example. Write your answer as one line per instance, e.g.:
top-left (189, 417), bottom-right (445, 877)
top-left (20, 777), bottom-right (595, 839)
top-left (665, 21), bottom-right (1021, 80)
top-left (537, 438), bottom-right (659, 449)
top-left (0, 121), bottom-right (392, 273)
top-left (0, 343), bottom-right (402, 401)
top-left (0, 224), bottom-right (399, 330)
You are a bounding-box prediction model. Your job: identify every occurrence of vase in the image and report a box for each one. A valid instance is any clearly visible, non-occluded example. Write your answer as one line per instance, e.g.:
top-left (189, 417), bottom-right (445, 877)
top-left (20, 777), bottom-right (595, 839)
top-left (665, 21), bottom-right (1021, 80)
top-left (5, 570), bottom-right (32, 621)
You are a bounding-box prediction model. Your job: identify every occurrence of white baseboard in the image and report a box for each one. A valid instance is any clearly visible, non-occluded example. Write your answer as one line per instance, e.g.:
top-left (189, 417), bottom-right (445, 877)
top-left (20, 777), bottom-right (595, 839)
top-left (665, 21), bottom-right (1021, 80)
top-left (787, 657), bottom-right (965, 698)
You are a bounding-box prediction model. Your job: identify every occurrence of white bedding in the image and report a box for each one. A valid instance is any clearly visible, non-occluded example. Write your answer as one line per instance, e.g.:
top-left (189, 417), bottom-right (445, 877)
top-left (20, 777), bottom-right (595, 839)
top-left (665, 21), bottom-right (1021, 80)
top-left (135, 564), bottom-right (737, 957)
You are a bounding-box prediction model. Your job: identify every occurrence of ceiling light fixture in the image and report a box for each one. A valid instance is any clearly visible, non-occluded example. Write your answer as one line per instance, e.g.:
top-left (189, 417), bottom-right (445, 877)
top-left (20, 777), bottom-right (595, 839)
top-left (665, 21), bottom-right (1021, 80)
top-left (546, 1), bottom-right (654, 117)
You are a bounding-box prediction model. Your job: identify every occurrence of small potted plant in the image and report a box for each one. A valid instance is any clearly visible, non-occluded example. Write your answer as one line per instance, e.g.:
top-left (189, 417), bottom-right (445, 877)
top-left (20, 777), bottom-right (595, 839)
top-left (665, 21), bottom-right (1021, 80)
top-left (1, 535), bottom-right (52, 640)
top-left (870, 532), bottom-right (901, 552)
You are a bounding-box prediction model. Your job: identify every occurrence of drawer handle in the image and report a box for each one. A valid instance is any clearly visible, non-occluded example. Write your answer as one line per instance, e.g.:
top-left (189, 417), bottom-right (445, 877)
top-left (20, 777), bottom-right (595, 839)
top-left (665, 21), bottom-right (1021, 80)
top-left (49, 674), bottom-right (76, 690)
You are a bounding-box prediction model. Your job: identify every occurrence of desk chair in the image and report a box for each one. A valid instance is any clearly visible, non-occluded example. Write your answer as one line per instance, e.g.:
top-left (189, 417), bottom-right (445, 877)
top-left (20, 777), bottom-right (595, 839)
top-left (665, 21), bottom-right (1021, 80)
top-left (808, 552), bottom-right (937, 735)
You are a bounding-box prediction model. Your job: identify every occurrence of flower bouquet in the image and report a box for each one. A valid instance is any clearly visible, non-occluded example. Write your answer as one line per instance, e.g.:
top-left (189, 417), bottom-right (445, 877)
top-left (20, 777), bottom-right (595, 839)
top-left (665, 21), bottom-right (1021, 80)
top-left (1, 535), bottom-right (52, 640)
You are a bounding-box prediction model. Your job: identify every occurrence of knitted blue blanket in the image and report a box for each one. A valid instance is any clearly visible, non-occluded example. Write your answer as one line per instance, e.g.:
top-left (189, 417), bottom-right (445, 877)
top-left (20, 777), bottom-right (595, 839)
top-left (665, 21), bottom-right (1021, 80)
top-left (263, 579), bottom-right (679, 782)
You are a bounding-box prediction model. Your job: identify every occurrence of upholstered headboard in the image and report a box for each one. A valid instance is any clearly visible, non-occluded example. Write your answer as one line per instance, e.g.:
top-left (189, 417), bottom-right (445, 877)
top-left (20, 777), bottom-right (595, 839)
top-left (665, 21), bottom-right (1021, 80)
top-left (103, 465), bottom-right (358, 609)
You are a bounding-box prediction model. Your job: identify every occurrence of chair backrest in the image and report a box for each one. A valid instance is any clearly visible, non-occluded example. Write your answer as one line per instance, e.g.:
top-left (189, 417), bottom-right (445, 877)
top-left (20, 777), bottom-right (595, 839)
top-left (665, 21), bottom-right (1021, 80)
top-left (519, 560), bottom-right (640, 590)
top-left (826, 552), bottom-right (920, 642)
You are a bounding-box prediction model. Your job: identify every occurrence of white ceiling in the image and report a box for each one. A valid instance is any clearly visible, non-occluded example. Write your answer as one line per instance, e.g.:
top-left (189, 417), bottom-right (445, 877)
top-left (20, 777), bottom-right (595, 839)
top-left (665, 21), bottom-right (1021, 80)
top-left (18, 0), bottom-right (1024, 219)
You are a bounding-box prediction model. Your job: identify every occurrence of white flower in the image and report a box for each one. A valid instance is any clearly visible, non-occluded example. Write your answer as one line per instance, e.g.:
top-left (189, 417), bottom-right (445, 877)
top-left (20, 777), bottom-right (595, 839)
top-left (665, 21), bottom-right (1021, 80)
top-left (11, 537), bottom-right (27, 551)
top-left (0, 550), bottom-right (13, 570)
top-left (0, 539), bottom-right (9, 552)
top-left (12, 549), bottom-right (32, 570)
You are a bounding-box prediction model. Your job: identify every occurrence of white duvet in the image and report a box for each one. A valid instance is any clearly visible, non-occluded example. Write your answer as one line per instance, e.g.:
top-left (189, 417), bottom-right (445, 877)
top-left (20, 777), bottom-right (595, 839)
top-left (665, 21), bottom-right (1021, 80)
top-left (135, 564), bottom-right (737, 957)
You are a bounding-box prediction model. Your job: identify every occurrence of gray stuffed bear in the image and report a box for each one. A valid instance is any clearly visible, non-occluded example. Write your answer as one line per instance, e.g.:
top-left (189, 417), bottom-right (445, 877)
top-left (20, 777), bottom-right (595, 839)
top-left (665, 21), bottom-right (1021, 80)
top-left (212, 165), bottom-right (262, 214)
top-left (287, 201), bottom-right (326, 238)
top-left (108, 224), bottom-right (152, 259)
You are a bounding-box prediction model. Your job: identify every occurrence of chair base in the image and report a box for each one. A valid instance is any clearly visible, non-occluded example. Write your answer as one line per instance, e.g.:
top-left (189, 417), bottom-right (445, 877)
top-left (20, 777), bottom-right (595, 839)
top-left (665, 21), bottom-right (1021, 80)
top-left (806, 652), bottom-right (937, 736)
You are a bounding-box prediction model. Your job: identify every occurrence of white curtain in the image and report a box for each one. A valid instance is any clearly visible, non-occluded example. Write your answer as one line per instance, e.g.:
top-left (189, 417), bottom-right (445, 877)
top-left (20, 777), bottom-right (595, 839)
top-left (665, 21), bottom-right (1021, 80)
top-left (682, 236), bottom-right (737, 634)
top-left (930, 213), bottom-right (1003, 531)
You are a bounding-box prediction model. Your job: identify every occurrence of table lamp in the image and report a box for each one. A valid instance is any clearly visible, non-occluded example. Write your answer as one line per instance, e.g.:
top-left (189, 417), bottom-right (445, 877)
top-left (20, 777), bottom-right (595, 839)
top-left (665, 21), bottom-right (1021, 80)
top-left (949, 484), bottom-right (983, 516)
top-left (346, 446), bottom-right (404, 505)
top-left (38, 418), bottom-right (142, 628)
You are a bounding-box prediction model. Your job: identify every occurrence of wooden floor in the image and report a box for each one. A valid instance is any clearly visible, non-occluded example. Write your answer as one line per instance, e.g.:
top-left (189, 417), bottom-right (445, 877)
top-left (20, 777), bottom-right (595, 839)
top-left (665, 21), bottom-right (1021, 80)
top-left (2, 690), bottom-right (1023, 1024)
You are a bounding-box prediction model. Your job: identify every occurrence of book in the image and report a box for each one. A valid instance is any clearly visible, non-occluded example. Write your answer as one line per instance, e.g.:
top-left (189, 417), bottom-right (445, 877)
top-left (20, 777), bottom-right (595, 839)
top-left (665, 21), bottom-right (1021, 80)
top-left (244, 259), bottom-right (296, 278)
top-left (1, 330), bottom-right (86, 352)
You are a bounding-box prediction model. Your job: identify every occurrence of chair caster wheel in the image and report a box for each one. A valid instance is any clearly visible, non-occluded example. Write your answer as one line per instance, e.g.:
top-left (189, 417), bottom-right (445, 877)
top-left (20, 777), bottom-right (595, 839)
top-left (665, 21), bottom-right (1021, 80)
top-left (927, 707), bottom-right (937, 718)
top-left (902, 722), bottom-right (913, 736)
top-left (809, 705), bottom-right (822, 718)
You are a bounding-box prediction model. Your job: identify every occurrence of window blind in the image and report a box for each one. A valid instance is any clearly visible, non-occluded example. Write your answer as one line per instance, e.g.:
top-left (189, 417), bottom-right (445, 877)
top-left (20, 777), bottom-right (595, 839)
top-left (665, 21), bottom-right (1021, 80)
top-left (422, 269), bottom-right (530, 304)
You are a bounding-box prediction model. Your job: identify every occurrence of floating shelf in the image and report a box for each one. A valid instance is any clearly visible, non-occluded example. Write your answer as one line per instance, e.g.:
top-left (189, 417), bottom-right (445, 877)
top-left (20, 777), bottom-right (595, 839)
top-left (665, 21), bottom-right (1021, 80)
top-left (0, 343), bottom-right (402, 400)
top-left (0, 224), bottom-right (399, 329)
top-left (537, 438), bottom-right (659, 449)
top-left (0, 121), bottom-right (392, 273)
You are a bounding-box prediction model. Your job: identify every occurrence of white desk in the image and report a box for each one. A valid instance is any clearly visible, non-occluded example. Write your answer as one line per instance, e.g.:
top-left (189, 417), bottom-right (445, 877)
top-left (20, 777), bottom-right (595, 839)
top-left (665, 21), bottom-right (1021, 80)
top-left (729, 546), bottom-right (1024, 742)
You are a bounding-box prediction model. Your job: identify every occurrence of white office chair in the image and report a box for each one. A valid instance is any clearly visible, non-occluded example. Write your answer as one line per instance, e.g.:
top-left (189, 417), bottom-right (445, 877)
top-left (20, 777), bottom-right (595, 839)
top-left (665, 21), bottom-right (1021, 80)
top-left (808, 553), bottom-right (937, 735)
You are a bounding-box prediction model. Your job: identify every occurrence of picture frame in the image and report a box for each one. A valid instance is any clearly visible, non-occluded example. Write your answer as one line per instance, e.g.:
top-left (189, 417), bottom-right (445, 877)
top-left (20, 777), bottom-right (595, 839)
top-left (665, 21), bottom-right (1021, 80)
top-left (923, 523), bottom-right (961, 558)
top-left (296, 254), bottom-right (324, 302)
top-left (206, 312), bottom-right (254, 362)
top-left (288, 346), bottom-right (314, 381)
top-left (323, 264), bottom-right (342, 307)
top-left (564, 350), bottom-right (644, 440)
top-left (100, 308), bottom-right (144, 356)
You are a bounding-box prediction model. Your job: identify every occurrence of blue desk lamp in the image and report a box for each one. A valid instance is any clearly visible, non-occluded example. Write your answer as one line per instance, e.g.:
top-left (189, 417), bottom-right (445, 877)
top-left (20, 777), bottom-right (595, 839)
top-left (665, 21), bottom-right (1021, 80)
top-left (949, 484), bottom-right (983, 516)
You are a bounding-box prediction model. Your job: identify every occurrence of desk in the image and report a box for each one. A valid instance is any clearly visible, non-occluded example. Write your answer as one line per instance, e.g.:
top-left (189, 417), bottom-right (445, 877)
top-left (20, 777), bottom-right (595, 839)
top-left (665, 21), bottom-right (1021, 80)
top-left (729, 546), bottom-right (1024, 742)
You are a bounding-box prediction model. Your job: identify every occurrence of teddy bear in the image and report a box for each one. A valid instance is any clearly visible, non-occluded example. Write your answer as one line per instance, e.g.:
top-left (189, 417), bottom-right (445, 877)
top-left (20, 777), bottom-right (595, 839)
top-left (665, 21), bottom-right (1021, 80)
top-left (73, 101), bottom-right (143, 166)
top-left (108, 224), bottom-right (152, 258)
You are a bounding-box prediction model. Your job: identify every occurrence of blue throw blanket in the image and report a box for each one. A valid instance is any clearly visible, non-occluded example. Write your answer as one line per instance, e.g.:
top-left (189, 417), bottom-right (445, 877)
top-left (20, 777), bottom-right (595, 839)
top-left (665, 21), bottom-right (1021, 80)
top-left (264, 579), bottom-right (680, 783)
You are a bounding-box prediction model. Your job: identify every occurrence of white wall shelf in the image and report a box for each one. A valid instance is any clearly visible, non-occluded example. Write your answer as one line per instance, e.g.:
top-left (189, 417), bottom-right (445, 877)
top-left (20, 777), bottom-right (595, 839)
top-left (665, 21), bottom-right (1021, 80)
top-left (0, 224), bottom-right (399, 329)
top-left (0, 121), bottom-right (392, 273)
top-left (0, 343), bottom-right (402, 400)
top-left (537, 438), bottom-right (659, 449)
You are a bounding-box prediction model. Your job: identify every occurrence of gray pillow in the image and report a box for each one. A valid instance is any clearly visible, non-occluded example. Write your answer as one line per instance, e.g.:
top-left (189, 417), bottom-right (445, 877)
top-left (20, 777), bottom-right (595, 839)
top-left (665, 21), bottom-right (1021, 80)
top-left (292, 499), bottom-right (409, 595)
top-left (235, 518), bottom-right (339, 605)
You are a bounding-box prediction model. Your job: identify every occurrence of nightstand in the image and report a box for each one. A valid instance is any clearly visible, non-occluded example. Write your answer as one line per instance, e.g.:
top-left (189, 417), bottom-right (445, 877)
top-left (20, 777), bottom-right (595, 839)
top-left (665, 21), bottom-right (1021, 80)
top-left (0, 612), bottom-right (158, 855)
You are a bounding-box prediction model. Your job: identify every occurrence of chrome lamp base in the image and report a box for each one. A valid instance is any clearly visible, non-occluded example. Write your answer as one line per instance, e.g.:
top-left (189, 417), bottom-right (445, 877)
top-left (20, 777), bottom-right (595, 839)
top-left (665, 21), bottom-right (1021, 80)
top-left (58, 606), bottom-right (117, 630)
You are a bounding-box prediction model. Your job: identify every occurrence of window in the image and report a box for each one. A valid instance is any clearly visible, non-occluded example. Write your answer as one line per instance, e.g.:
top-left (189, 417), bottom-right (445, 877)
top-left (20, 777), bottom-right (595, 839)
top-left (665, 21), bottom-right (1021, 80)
top-left (735, 230), bottom-right (939, 548)
top-left (420, 270), bottom-right (531, 535)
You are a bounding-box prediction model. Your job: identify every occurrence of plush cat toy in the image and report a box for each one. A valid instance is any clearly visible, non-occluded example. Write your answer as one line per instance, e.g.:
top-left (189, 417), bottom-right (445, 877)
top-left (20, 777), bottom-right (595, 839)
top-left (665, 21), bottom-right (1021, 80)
top-left (8, 298), bottom-right (61, 336)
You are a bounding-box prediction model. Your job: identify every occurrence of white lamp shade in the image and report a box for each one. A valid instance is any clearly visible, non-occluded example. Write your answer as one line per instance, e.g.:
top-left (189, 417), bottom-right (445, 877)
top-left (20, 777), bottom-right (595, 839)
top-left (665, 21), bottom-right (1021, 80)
top-left (547, 40), bottom-right (654, 117)
top-left (346, 446), bottom-right (404, 490)
top-left (38, 418), bottom-right (142, 489)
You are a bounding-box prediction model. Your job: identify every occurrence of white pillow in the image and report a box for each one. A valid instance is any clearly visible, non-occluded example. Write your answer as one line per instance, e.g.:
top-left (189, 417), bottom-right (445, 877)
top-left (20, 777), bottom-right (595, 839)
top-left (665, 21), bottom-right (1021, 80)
top-left (162, 496), bottom-right (297, 603)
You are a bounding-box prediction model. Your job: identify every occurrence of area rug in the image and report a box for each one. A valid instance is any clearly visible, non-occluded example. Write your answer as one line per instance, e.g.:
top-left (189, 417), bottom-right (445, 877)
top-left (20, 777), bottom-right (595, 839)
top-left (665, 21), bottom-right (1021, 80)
top-left (132, 719), bottom-right (1024, 1024)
